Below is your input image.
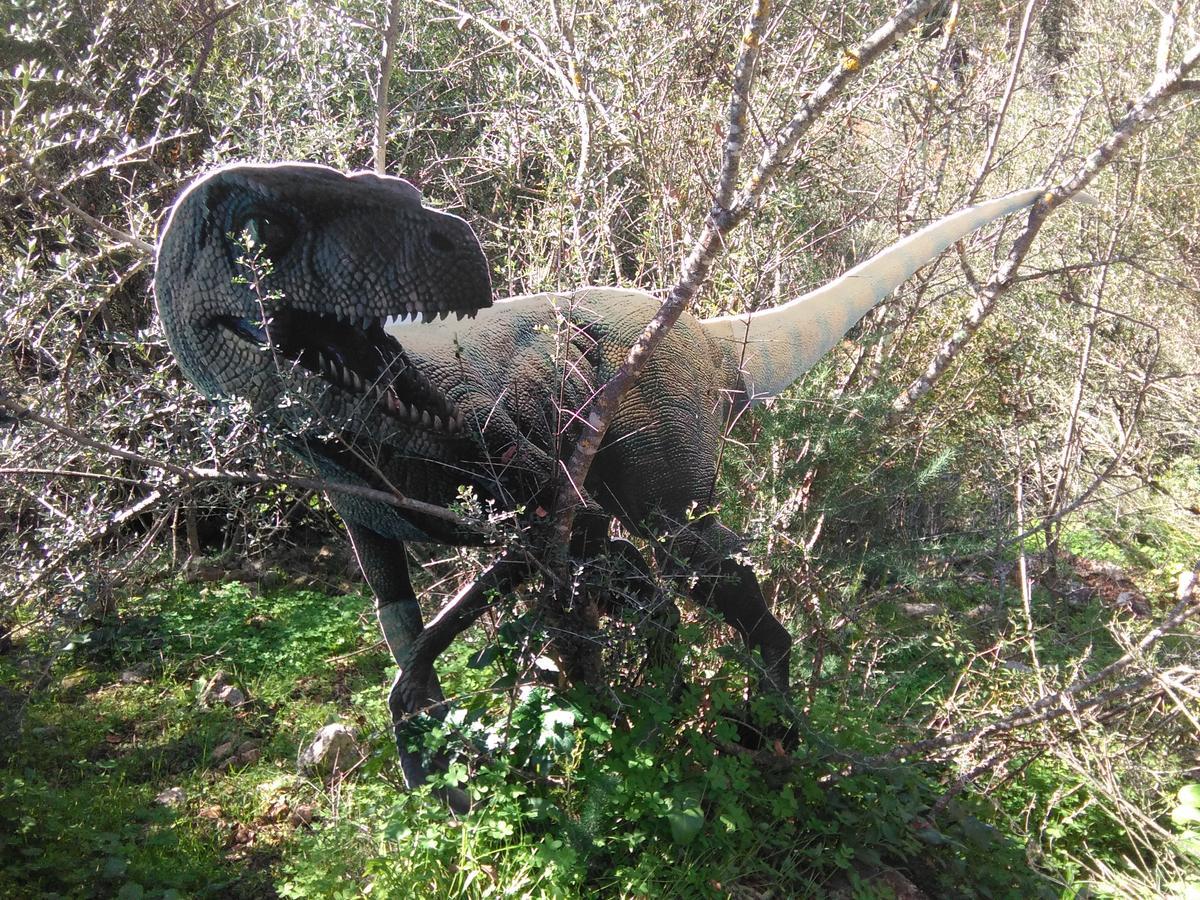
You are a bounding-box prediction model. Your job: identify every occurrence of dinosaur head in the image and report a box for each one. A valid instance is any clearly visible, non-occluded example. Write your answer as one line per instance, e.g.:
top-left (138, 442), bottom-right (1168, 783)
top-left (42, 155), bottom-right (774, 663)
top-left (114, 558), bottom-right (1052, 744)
top-left (154, 162), bottom-right (492, 436)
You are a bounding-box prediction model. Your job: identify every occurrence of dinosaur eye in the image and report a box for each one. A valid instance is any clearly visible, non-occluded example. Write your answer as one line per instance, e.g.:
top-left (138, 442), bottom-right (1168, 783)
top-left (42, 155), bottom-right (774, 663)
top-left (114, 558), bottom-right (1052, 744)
top-left (428, 229), bottom-right (456, 254)
top-left (240, 212), bottom-right (296, 260)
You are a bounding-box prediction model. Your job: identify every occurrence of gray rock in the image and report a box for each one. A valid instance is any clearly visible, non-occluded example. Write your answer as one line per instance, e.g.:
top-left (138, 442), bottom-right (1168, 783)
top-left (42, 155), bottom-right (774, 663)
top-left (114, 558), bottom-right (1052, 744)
top-left (199, 671), bottom-right (249, 709)
top-left (297, 723), bottom-right (359, 778)
top-left (155, 786), bottom-right (187, 808)
top-left (212, 740), bottom-right (235, 761)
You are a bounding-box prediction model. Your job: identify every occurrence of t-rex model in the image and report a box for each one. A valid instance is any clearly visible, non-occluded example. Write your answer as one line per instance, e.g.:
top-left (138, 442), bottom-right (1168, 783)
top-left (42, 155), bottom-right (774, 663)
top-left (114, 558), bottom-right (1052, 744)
top-left (155, 162), bottom-right (1047, 804)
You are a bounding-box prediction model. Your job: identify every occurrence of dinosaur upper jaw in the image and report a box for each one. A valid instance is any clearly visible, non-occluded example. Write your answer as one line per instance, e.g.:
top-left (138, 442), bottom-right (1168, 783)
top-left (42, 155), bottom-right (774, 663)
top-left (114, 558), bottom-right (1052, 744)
top-left (217, 304), bottom-right (474, 434)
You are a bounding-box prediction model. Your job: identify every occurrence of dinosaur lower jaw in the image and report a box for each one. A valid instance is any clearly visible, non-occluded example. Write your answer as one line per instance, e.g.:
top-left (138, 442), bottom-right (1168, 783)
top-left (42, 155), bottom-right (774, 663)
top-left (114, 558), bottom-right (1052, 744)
top-left (216, 307), bottom-right (471, 434)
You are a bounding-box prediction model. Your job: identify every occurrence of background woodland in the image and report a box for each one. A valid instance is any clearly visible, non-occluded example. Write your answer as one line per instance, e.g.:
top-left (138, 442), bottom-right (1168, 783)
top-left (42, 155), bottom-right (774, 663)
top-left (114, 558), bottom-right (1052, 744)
top-left (1, 0), bottom-right (1199, 896)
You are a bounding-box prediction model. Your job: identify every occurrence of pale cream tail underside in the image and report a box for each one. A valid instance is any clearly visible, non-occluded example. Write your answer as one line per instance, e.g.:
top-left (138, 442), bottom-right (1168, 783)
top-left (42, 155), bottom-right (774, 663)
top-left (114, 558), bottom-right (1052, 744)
top-left (702, 189), bottom-right (1044, 402)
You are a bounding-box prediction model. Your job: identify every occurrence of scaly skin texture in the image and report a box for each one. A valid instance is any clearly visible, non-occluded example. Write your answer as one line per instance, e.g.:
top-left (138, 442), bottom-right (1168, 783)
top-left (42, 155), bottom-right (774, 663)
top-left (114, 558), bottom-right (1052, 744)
top-left (155, 163), bottom-right (1048, 808)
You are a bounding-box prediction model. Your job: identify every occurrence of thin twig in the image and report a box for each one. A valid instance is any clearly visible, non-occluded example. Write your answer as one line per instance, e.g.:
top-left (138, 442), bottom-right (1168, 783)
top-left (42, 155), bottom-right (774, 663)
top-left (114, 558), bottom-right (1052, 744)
top-left (374, 0), bottom-right (404, 174)
top-left (889, 38), bottom-right (1200, 418)
top-left (859, 564), bottom-right (1200, 770)
top-left (1, 149), bottom-right (156, 257)
top-left (0, 392), bottom-right (486, 531)
top-left (966, 0), bottom-right (1038, 202)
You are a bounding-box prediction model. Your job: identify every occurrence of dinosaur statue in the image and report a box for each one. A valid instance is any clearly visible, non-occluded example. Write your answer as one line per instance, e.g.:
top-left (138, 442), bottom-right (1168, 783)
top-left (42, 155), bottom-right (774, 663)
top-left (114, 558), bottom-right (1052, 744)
top-left (155, 162), bottom-right (1047, 804)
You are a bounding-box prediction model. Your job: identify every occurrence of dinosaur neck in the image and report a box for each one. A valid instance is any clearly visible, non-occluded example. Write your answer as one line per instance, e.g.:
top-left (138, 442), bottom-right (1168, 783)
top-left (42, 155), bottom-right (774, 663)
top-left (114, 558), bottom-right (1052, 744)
top-left (701, 189), bottom-right (1043, 402)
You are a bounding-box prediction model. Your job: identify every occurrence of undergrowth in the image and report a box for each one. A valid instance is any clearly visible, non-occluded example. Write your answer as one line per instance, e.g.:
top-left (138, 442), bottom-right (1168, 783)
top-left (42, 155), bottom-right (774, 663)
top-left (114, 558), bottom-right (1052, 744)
top-left (3, 559), bottom-right (1194, 898)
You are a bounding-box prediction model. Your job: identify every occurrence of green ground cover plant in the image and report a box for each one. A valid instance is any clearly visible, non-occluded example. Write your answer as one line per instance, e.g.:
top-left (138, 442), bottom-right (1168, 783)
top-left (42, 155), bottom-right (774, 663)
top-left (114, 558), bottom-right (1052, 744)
top-left (0, 575), bottom-right (1069, 897)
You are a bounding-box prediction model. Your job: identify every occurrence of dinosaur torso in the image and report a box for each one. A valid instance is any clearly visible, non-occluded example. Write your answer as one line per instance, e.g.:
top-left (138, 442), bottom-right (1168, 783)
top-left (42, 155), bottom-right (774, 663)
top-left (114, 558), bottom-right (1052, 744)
top-left (362, 288), bottom-right (742, 538)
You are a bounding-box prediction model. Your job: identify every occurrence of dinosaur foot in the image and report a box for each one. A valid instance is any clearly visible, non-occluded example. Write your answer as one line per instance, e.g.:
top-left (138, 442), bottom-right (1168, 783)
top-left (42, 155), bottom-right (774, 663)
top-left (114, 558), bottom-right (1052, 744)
top-left (394, 722), bottom-right (474, 815)
top-left (389, 670), bottom-right (489, 814)
top-left (729, 696), bottom-right (799, 753)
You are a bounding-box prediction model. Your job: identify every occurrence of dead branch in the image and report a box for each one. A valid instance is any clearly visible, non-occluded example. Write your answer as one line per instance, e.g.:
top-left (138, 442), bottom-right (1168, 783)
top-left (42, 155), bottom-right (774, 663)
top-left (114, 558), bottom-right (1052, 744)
top-left (966, 0), bottom-right (1038, 202)
top-left (0, 391), bottom-right (487, 532)
top-left (551, 0), bottom-right (941, 551)
top-left (859, 562), bottom-right (1200, 771)
top-left (374, 0), bottom-right (404, 174)
top-left (0, 147), bottom-right (156, 257)
top-left (889, 38), bottom-right (1200, 419)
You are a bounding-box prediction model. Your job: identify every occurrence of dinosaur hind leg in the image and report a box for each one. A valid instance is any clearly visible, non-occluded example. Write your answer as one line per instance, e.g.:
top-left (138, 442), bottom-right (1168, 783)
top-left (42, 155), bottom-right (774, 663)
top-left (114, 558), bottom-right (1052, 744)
top-left (570, 517), bottom-right (680, 675)
top-left (656, 515), bottom-right (792, 700)
top-left (341, 521), bottom-right (454, 797)
top-left (570, 515), bottom-right (657, 613)
top-left (343, 520), bottom-right (442, 702)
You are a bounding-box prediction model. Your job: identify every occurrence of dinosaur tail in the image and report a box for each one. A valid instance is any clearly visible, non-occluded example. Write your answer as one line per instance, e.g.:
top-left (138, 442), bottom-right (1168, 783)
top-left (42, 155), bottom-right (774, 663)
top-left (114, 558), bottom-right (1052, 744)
top-left (701, 189), bottom-right (1044, 402)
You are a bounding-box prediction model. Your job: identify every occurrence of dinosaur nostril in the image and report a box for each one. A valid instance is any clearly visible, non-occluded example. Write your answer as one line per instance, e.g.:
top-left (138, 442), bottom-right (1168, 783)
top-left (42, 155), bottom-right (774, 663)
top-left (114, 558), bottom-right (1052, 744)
top-left (428, 230), bottom-right (455, 254)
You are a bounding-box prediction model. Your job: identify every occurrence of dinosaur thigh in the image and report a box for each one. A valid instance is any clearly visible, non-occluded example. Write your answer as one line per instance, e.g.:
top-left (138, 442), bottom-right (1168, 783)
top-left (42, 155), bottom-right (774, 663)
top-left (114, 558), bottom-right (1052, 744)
top-left (587, 391), bottom-right (793, 700)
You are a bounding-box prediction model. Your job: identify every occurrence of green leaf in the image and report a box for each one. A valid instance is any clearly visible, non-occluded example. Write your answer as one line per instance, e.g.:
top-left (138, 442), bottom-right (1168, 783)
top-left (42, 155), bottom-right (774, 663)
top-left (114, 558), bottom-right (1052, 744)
top-left (956, 815), bottom-right (998, 848)
top-left (1177, 831), bottom-right (1200, 859)
top-left (102, 856), bottom-right (128, 879)
top-left (1179, 784), bottom-right (1200, 808)
top-left (1172, 805), bottom-right (1200, 826)
top-left (467, 645), bottom-right (499, 669)
top-left (913, 825), bottom-right (952, 846)
top-left (666, 800), bottom-right (704, 846)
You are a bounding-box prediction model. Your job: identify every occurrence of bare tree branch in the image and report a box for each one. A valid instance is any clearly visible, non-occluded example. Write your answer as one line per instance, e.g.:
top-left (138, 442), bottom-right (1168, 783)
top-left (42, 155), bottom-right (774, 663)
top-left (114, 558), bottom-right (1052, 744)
top-left (859, 562), bottom-right (1200, 770)
top-left (966, 0), bottom-right (1038, 202)
top-left (889, 38), bottom-right (1200, 419)
top-left (551, 0), bottom-right (940, 549)
top-left (0, 147), bottom-right (157, 257)
top-left (0, 392), bottom-right (487, 531)
top-left (374, 0), bottom-right (404, 174)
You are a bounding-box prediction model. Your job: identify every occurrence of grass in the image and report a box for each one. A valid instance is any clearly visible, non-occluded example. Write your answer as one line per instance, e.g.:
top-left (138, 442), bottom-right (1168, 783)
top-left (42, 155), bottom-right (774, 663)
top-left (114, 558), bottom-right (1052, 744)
top-left (0, 544), bottom-right (1195, 897)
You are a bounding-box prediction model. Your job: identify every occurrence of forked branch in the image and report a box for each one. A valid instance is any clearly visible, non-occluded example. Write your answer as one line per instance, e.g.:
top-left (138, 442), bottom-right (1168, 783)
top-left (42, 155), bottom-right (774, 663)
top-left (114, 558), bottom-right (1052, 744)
top-left (552, 0), bottom-right (941, 546)
top-left (889, 38), bottom-right (1200, 419)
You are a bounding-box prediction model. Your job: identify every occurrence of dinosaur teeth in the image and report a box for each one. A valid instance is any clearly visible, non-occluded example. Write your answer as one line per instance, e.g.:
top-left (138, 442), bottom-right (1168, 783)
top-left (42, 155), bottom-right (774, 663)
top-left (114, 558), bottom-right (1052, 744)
top-left (438, 309), bottom-right (449, 321)
top-left (386, 309), bottom-right (420, 329)
top-left (421, 310), bottom-right (435, 324)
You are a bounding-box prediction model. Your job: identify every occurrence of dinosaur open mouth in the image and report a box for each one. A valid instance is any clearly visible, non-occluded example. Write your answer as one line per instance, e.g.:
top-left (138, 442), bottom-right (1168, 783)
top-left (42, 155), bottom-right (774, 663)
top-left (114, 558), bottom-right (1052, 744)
top-left (218, 307), bottom-right (470, 433)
